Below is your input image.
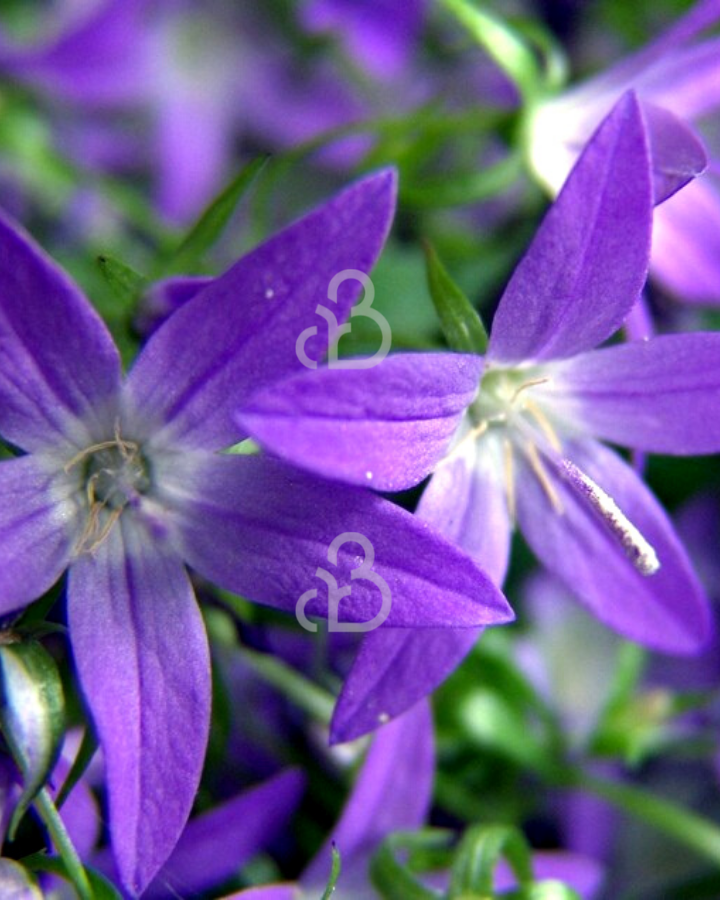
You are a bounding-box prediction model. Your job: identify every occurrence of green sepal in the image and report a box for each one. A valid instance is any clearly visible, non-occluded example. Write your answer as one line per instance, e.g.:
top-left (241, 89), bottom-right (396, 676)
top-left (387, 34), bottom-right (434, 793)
top-left (54, 726), bottom-right (99, 811)
top-left (423, 241), bottom-right (488, 354)
top-left (442, 0), bottom-right (540, 102)
top-left (370, 830), bottom-right (452, 900)
top-left (320, 843), bottom-right (342, 900)
top-left (22, 852), bottom-right (122, 900)
top-left (96, 254), bottom-right (148, 308)
top-left (157, 154), bottom-right (269, 277)
top-left (0, 640), bottom-right (65, 839)
top-left (448, 824), bottom-right (533, 898)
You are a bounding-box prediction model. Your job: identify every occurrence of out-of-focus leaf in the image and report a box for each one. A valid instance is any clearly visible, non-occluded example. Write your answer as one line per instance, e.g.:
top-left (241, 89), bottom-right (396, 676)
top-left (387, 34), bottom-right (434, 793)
top-left (423, 240), bottom-right (488, 353)
top-left (371, 831), bottom-right (451, 900)
top-left (96, 254), bottom-right (148, 308)
top-left (448, 824), bottom-right (532, 898)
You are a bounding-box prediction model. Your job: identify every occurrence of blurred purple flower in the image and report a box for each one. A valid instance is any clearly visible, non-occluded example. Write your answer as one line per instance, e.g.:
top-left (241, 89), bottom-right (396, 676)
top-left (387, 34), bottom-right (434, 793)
top-left (0, 170), bottom-right (512, 893)
top-left (527, 0), bottom-right (720, 303)
top-left (238, 94), bottom-right (720, 741)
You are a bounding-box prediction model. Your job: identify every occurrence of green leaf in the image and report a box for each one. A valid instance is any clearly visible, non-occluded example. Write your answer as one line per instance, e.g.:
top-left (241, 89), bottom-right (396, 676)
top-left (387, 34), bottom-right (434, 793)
top-left (158, 155), bottom-right (269, 277)
top-left (0, 640), bottom-right (65, 838)
top-left (442, 0), bottom-right (540, 102)
top-left (370, 830), bottom-right (451, 900)
top-left (423, 241), bottom-right (488, 354)
top-left (320, 843), bottom-right (342, 900)
top-left (54, 726), bottom-right (99, 811)
top-left (96, 254), bottom-right (148, 308)
top-left (448, 824), bottom-right (533, 898)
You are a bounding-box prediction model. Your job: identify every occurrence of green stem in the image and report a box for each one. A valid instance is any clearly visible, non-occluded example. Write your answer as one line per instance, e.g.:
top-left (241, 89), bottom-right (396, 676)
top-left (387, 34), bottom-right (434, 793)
top-left (240, 646), bottom-right (335, 725)
top-left (35, 789), bottom-right (92, 900)
top-left (567, 768), bottom-right (720, 867)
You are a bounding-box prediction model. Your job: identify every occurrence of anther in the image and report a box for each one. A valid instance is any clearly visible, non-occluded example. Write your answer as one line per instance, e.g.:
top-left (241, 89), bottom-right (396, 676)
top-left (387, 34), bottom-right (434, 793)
top-left (559, 460), bottom-right (660, 576)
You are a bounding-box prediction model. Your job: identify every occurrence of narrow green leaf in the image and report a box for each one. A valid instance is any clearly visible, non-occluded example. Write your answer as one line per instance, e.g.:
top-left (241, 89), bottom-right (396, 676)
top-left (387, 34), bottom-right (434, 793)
top-left (370, 831), bottom-right (451, 900)
top-left (159, 154), bottom-right (269, 277)
top-left (0, 640), bottom-right (65, 838)
top-left (96, 254), bottom-right (148, 308)
top-left (423, 241), bottom-right (488, 354)
top-left (320, 843), bottom-right (342, 900)
top-left (54, 726), bottom-right (99, 811)
top-left (442, 0), bottom-right (540, 101)
top-left (448, 824), bottom-right (533, 897)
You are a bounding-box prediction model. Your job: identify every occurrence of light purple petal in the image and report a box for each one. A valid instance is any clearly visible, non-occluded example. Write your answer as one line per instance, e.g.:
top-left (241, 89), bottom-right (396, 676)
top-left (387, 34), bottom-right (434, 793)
top-left (304, 700), bottom-right (433, 894)
top-left (541, 333), bottom-right (720, 454)
top-left (134, 276), bottom-right (213, 338)
top-left (636, 36), bottom-right (720, 120)
top-left (0, 212), bottom-right (121, 452)
top-left (489, 92), bottom-right (652, 364)
top-left (145, 769), bottom-right (305, 899)
top-left (125, 170), bottom-right (397, 452)
top-left (331, 433), bottom-right (511, 743)
top-left (0, 455), bottom-right (79, 615)
top-left (495, 851), bottom-right (604, 899)
top-left (67, 519), bottom-right (211, 896)
top-left (641, 102), bottom-right (706, 203)
top-left (516, 438), bottom-right (710, 653)
top-left (160, 453), bottom-right (513, 629)
top-left (651, 173), bottom-right (720, 303)
top-left (238, 352), bottom-right (483, 492)
top-left (224, 886), bottom-right (296, 900)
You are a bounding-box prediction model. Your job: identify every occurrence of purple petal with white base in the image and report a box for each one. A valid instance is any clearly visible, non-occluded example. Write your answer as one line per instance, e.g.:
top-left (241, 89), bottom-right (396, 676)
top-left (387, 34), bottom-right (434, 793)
top-left (489, 92), bottom-right (652, 364)
top-left (67, 520), bottom-right (211, 897)
top-left (331, 435), bottom-right (511, 742)
top-left (162, 454), bottom-right (513, 629)
top-left (516, 438), bottom-right (709, 653)
top-left (541, 333), bottom-right (720, 454)
top-left (0, 455), bottom-right (80, 614)
top-left (642, 101), bottom-right (707, 202)
top-left (126, 170), bottom-right (397, 451)
top-left (239, 352), bottom-right (483, 491)
top-left (0, 213), bottom-right (121, 452)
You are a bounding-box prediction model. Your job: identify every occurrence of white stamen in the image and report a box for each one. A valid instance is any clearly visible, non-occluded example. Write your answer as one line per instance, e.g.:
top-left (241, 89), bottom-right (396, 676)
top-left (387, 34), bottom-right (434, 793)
top-left (560, 460), bottom-right (660, 576)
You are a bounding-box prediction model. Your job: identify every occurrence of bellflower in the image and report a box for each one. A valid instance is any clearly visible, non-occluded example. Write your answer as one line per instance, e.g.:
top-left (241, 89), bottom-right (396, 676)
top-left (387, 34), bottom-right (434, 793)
top-left (527, 0), bottom-right (720, 302)
top-left (0, 171), bottom-right (512, 894)
top-left (238, 94), bottom-right (720, 741)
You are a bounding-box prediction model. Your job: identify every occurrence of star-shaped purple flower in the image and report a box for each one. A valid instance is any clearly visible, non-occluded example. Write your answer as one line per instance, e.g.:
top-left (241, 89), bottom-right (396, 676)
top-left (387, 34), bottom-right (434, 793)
top-left (237, 94), bottom-right (720, 741)
top-left (0, 170), bottom-right (512, 893)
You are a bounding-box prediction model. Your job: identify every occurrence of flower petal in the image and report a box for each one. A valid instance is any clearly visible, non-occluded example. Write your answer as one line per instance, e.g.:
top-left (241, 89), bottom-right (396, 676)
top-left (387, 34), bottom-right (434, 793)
top-left (161, 453), bottom-right (513, 629)
top-left (641, 101), bottom-right (706, 203)
top-left (331, 434), bottom-right (511, 743)
top-left (0, 213), bottom-right (121, 452)
top-left (238, 352), bottom-right (483, 492)
top-left (489, 92), bottom-right (652, 364)
top-left (516, 438), bottom-right (710, 653)
top-left (125, 170), bottom-right (397, 451)
top-left (541, 333), bottom-right (720, 454)
top-left (67, 519), bottom-right (211, 896)
top-left (304, 700), bottom-right (433, 894)
top-left (145, 769), bottom-right (305, 899)
top-left (225, 886), bottom-right (295, 900)
top-left (0, 455), bottom-right (79, 615)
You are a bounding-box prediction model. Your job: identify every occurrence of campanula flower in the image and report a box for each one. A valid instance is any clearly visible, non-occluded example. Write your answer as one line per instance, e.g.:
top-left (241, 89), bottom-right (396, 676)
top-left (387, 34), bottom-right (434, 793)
top-left (238, 95), bottom-right (720, 740)
top-left (526, 0), bottom-right (720, 302)
top-left (0, 170), bottom-right (512, 893)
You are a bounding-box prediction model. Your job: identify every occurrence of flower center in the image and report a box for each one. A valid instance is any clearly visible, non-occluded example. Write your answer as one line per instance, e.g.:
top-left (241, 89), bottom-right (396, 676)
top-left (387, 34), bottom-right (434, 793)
top-left (65, 428), bottom-right (151, 554)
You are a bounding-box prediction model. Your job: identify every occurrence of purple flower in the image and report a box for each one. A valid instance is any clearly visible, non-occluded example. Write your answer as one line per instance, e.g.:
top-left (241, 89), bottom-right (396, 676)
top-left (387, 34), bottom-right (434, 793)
top-left (237, 94), bottom-right (720, 741)
top-left (0, 170), bottom-right (512, 893)
top-left (527, 0), bottom-right (720, 302)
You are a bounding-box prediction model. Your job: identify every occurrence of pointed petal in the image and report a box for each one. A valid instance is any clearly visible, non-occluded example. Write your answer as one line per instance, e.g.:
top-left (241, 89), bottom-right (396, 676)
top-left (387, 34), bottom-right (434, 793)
top-left (304, 701), bottom-right (433, 894)
top-left (490, 92), bottom-right (652, 363)
top-left (145, 769), bottom-right (305, 899)
top-left (160, 453), bottom-right (513, 629)
top-left (0, 455), bottom-right (79, 614)
top-left (642, 102), bottom-right (706, 203)
top-left (516, 439), bottom-right (710, 653)
top-left (67, 520), bottom-right (211, 896)
top-left (125, 170), bottom-right (397, 451)
top-left (0, 213), bottom-right (121, 452)
top-left (542, 333), bottom-right (720, 454)
top-left (238, 352), bottom-right (483, 492)
top-left (651, 174), bottom-right (720, 303)
top-left (331, 433), bottom-right (511, 743)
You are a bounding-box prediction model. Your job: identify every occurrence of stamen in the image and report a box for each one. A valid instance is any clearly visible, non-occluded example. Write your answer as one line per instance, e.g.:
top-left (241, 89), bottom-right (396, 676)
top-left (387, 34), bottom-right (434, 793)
top-left (524, 399), bottom-right (562, 453)
top-left (509, 377), bottom-right (549, 404)
top-left (503, 438), bottom-right (516, 522)
top-left (524, 441), bottom-right (563, 514)
top-left (560, 459), bottom-right (660, 576)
